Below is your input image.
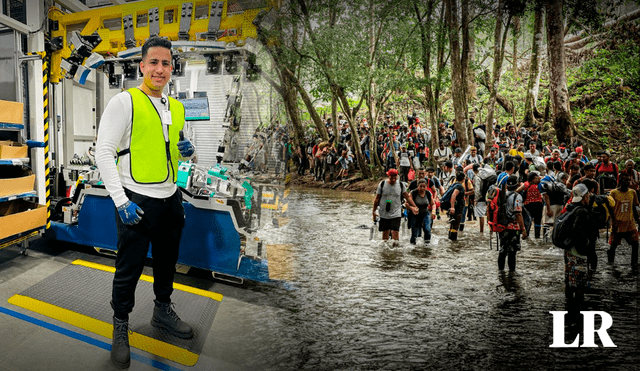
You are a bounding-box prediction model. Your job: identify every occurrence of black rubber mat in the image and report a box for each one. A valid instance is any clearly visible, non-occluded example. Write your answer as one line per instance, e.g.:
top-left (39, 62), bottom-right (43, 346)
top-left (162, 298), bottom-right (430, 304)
top-left (11, 261), bottom-right (220, 366)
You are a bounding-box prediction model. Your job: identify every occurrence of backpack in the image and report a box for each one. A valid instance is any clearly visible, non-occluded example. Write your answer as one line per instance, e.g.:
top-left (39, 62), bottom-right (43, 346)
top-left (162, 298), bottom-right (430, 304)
top-left (326, 151), bottom-right (334, 164)
top-left (596, 162), bottom-right (619, 191)
top-left (439, 183), bottom-right (459, 210)
top-left (474, 127), bottom-right (486, 140)
top-left (486, 184), bottom-right (513, 233)
top-left (590, 194), bottom-right (614, 229)
top-left (541, 178), bottom-right (571, 204)
top-left (552, 205), bottom-right (584, 250)
top-left (476, 167), bottom-right (497, 201)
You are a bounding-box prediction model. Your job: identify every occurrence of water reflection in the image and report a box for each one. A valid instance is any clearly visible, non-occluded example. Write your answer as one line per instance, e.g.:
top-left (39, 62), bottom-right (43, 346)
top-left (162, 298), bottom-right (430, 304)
top-left (254, 188), bottom-right (639, 370)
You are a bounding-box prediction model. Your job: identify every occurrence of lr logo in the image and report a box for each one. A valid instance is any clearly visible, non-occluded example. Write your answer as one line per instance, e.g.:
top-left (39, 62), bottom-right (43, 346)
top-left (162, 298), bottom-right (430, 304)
top-left (549, 311), bottom-right (617, 348)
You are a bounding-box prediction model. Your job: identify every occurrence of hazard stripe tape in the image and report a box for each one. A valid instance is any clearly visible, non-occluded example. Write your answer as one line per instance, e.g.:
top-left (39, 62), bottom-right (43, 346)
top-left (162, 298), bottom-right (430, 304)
top-left (71, 260), bottom-right (223, 301)
top-left (26, 52), bottom-right (51, 229)
top-left (0, 305), bottom-right (183, 371)
top-left (7, 295), bottom-right (197, 367)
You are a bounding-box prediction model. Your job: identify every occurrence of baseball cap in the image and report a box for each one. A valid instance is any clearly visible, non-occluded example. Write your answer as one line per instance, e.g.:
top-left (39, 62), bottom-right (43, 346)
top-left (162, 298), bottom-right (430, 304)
top-left (571, 183), bottom-right (588, 203)
top-left (552, 149), bottom-right (560, 154)
top-left (524, 153), bottom-right (533, 160)
top-left (575, 146), bottom-right (583, 153)
top-left (387, 169), bottom-right (399, 176)
top-left (506, 175), bottom-right (519, 188)
top-left (455, 148), bottom-right (462, 153)
top-left (470, 146), bottom-right (477, 151)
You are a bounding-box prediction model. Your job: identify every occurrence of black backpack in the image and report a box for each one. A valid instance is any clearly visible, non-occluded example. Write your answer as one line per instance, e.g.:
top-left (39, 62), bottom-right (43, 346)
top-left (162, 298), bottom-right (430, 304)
top-left (590, 194), bottom-right (613, 229)
top-left (440, 183), bottom-right (460, 210)
top-left (552, 205), bottom-right (584, 250)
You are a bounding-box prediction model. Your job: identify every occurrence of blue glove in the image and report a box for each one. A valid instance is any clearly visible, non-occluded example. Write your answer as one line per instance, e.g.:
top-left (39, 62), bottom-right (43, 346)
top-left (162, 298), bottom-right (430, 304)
top-left (177, 139), bottom-right (194, 157)
top-left (117, 200), bottom-right (144, 225)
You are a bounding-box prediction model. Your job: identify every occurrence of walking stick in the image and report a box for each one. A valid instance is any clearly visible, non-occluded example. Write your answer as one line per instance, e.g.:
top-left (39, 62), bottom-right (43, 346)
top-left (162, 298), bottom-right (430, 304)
top-left (490, 230), bottom-right (493, 250)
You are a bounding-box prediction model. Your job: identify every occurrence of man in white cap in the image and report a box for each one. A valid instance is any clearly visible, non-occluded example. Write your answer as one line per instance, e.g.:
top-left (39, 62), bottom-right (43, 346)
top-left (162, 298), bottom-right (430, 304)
top-left (561, 183), bottom-right (597, 300)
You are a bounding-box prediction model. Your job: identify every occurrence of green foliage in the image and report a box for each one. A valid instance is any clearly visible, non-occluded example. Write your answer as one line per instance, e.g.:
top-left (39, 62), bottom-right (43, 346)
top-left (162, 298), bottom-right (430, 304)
top-left (569, 39), bottom-right (640, 129)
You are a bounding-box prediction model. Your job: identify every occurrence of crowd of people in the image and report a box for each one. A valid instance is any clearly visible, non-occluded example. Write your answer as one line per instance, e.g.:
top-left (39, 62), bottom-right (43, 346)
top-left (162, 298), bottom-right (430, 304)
top-left (369, 115), bottom-right (639, 301)
top-left (268, 110), bottom-right (638, 301)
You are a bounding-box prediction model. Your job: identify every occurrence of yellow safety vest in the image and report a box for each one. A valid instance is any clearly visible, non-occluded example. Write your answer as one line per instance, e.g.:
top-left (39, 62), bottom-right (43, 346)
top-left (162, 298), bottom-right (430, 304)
top-left (120, 88), bottom-right (185, 184)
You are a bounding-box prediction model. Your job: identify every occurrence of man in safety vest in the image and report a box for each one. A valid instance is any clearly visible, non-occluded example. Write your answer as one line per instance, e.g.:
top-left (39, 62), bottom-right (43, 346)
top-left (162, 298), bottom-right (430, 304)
top-left (96, 37), bottom-right (196, 369)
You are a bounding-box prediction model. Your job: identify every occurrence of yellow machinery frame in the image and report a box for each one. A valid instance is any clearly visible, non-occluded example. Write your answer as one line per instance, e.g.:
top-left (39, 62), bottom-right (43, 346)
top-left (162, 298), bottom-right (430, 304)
top-left (49, 0), bottom-right (271, 83)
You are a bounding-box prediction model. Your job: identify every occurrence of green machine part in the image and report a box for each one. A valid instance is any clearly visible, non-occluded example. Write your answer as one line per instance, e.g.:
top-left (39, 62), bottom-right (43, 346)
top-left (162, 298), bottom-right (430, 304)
top-left (208, 168), bottom-right (228, 181)
top-left (177, 161), bottom-right (193, 188)
top-left (215, 164), bottom-right (228, 175)
top-left (242, 180), bottom-right (254, 210)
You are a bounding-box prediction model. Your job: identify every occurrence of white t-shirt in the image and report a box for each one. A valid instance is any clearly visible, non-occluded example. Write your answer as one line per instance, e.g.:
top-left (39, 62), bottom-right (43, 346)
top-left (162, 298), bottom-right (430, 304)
top-left (434, 147), bottom-right (452, 163)
top-left (95, 91), bottom-right (193, 207)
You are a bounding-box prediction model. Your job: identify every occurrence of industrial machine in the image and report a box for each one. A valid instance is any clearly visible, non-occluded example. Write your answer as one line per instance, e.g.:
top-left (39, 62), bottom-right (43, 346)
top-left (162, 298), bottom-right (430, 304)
top-left (1, 0), bottom-right (282, 283)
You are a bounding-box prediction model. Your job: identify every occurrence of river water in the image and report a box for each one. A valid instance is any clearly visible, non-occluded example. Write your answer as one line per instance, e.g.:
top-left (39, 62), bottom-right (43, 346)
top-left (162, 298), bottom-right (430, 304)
top-left (253, 188), bottom-right (638, 370)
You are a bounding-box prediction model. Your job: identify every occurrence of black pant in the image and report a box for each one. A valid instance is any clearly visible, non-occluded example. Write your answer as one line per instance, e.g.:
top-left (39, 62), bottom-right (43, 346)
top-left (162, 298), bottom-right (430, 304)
top-left (524, 202), bottom-right (543, 238)
top-left (111, 188), bottom-right (185, 320)
top-left (448, 210), bottom-right (463, 241)
top-left (498, 229), bottom-right (521, 271)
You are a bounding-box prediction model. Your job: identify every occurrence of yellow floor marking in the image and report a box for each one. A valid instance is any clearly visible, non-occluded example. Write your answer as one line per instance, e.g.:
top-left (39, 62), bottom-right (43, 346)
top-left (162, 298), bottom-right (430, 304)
top-left (8, 295), bottom-right (199, 366)
top-left (71, 260), bottom-right (223, 302)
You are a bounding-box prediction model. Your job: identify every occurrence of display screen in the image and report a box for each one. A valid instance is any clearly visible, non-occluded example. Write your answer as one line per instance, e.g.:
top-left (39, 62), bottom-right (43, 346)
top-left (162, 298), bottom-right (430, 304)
top-left (179, 97), bottom-right (210, 121)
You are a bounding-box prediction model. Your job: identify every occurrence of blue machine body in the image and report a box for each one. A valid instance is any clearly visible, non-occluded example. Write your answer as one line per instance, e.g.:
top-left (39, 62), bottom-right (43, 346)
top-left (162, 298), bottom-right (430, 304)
top-left (47, 190), bottom-right (270, 283)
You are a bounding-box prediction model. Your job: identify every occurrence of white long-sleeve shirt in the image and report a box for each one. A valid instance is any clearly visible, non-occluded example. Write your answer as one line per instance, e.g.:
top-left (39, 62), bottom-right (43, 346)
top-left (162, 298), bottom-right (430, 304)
top-left (95, 91), bottom-right (193, 207)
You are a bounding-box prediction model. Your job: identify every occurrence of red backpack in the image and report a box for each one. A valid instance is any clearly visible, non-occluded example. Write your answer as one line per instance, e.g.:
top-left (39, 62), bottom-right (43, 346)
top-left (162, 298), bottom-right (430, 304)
top-left (486, 184), bottom-right (512, 233)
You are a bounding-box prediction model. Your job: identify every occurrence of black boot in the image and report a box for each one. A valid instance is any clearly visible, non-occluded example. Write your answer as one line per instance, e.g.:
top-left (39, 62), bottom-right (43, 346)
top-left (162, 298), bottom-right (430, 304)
top-left (111, 316), bottom-right (131, 369)
top-left (535, 226), bottom-right (541, 239)
top-left (151, 300), bottom-right (194, 339)
top-left (607, 248), bottom-right (615, 263)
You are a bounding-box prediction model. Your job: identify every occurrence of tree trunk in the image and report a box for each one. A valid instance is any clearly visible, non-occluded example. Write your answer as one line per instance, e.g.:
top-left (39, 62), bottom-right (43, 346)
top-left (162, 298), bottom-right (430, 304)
top-left (414, 0), bottom-right (439, 160)
top-left (523, 1), bottom-right (544, 128)
top-left (447, 0), bottom-right (468, 148)
top-left (281, 73), bottom-right (305, 146)
top-left (546, 0), bottom-right (573, 144)
top-left (434, 0), bottom-right (447, 123)
top-left (512, 16), bottom-right (520, 79)
top-left (486, 0), bottom-right (510, 146)
top-left (365, 0), bottom-right (384, 178)
top-left (331, 95), bottom-right (338, 146)
top-left (333, 85), bottom-right (371, 179)
top-left (284, 68), bottom-right (329, 142)
top-left (465, 1), bottom-right (477, 103)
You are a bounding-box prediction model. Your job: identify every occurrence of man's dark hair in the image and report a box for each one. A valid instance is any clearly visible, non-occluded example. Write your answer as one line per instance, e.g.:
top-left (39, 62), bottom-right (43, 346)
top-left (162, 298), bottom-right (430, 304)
top-left (581, 178), bottom-right (598, 192)
top-left (553, 161), bottom-right (563, 171)
top-left (569, 163), bottom-right (581, 172)
top-left (444, 161), bottom-right (453, 168)
top-left (456, 171), bottom-right (466, 182)
top-left (583, 163), bottom-right (595, 171)
top-left (547, 161), bottom-right (554, 170)
top-left (505, 161), bottom-right (515, 172)
top-left (141, 37), bottom-right (172, 60)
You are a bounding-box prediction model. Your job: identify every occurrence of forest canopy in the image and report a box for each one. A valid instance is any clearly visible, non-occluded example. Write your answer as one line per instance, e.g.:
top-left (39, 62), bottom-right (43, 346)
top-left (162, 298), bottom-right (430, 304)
top-left (255, 0), bottom-right (640, 178)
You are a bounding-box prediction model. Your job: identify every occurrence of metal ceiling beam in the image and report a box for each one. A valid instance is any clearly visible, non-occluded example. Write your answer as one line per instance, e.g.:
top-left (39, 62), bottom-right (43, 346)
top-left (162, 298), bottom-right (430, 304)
top-left (0, 13), bottom-right (37, 34)
top-left (54, 0), bottom-right (90, 13)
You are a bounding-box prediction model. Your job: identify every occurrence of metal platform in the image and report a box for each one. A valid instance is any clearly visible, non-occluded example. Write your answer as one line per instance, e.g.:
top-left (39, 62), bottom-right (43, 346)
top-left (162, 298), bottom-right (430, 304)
top-left (8, 260), bottom-right (222, 367)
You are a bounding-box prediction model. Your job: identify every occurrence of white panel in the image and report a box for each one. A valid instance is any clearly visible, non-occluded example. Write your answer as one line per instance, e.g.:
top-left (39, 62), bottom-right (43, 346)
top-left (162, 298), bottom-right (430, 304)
top-left (74, 141), bottom-right (94, 157)
top-left (72, 85), bottom-right (96, 137)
